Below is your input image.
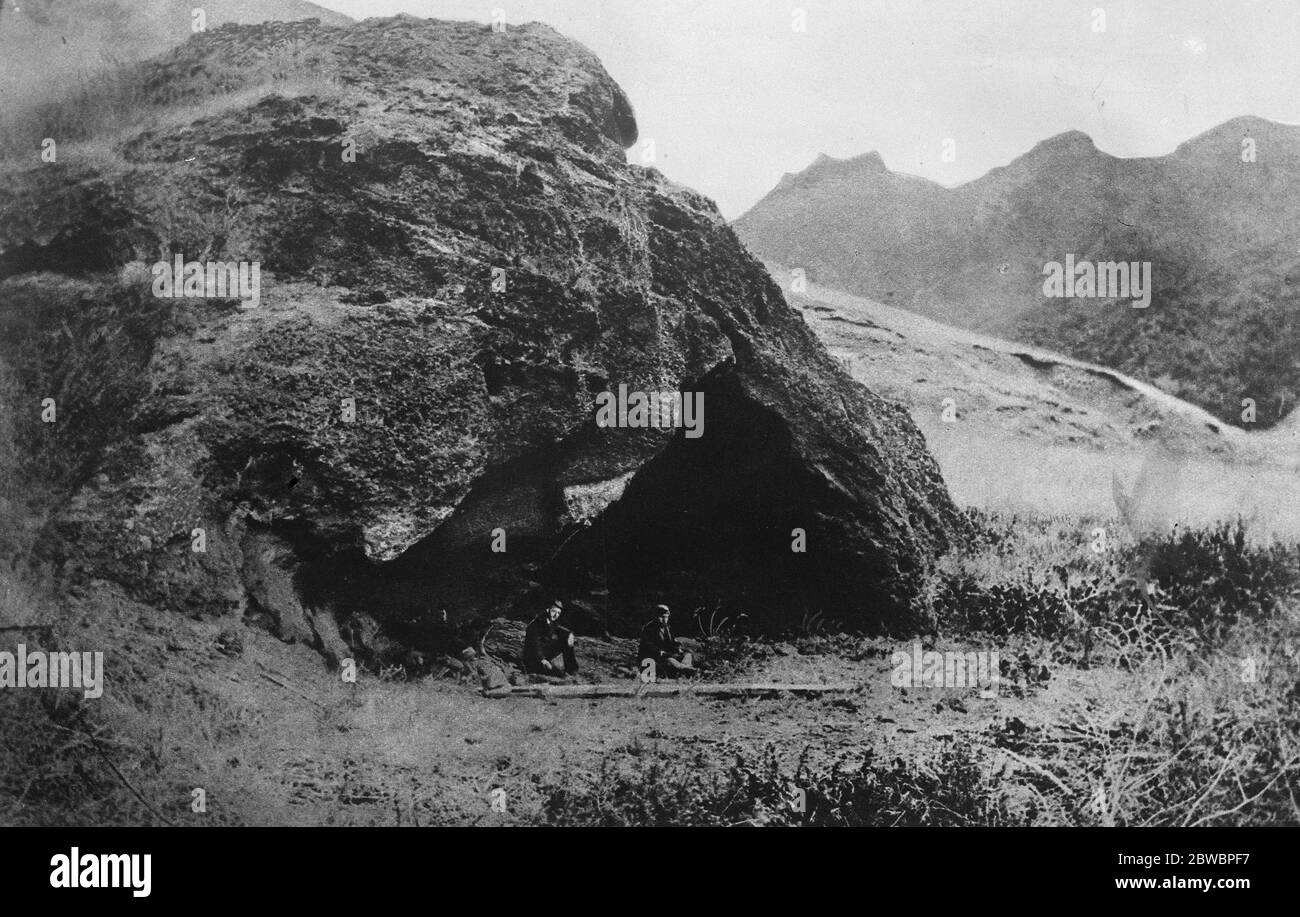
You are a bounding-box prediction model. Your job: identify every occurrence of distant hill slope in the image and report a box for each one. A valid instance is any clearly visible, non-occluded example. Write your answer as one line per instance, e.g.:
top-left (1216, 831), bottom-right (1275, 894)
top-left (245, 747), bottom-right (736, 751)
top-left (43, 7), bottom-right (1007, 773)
top-left (735, 117), bottom-right (1300, 429)
top-left (774, 261), bottom-right (1255, 455)
top-left (0, 0), bottom-right (350, 35)
top-left (0, 0), bottom-right (351, 101)
top-left (775, 264), bottom-right (1300, 535)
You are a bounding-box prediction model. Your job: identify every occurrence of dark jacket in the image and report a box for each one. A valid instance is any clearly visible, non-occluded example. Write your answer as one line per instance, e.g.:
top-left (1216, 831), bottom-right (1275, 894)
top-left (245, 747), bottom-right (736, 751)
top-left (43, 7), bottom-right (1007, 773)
top-left (638, 620), bottom-right (677, 663)
top-left (523, 615), bottom-right (571, 670)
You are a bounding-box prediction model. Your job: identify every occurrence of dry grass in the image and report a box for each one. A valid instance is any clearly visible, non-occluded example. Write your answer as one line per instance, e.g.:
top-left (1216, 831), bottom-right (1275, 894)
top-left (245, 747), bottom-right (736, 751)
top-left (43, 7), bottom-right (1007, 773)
top-left (2, 485), bottom-right (1296, 825)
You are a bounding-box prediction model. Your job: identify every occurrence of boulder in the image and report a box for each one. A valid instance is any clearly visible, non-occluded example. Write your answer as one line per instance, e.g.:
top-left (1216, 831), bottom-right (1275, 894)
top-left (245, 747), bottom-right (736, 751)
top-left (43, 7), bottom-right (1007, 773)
top-left (0, 16), bottom-right (958, 657)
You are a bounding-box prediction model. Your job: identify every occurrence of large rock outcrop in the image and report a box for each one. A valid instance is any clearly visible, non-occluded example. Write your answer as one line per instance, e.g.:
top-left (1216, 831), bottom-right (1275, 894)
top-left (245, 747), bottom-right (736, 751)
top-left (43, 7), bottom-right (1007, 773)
top-left (0, 16), bottom-right (957, 656)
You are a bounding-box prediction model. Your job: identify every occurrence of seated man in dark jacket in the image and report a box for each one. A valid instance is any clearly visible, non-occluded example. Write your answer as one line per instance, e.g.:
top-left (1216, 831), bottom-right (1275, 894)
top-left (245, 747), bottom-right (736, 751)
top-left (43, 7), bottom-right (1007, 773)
top-left (637, 604), bottom-right (695, 679)
top-left (523, 599), bottom-right (579, 676)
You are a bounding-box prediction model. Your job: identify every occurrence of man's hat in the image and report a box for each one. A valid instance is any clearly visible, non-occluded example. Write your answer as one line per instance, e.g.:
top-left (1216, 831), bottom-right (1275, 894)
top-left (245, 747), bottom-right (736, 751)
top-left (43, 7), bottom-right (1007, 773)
top-left (653, 604), bottom-right (671, 615)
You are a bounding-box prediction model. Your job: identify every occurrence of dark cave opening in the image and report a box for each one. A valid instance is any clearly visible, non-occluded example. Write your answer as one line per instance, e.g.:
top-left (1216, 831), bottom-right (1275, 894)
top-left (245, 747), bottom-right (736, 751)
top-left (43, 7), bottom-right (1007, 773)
top-left (284, 363), bottom-right (918, 665)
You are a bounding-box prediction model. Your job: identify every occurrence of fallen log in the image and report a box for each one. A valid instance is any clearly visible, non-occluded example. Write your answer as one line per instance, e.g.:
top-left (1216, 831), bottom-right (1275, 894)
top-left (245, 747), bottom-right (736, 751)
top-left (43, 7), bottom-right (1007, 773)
top-left (256, 663), bottom-right (327, 709)
top-left (483, 682), bottom-right (859, 699)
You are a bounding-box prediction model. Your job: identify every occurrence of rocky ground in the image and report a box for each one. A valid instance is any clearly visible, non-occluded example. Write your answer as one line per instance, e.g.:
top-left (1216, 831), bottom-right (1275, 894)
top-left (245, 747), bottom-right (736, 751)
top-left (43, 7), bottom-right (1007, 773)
top-left (0, 567), bottom-right (1133, 826)
top-left (7, 501), bottom-right (1298, 827)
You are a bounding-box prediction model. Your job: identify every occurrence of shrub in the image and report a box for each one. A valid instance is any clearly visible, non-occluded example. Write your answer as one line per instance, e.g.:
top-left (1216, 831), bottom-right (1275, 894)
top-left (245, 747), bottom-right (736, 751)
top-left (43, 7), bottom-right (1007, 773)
top-left (1145, 521), bottom-right (1300, 639)
top-left (541, 742), bottom-right (1026, 827)
top-left (932, 513), bottom-right (1300, 660)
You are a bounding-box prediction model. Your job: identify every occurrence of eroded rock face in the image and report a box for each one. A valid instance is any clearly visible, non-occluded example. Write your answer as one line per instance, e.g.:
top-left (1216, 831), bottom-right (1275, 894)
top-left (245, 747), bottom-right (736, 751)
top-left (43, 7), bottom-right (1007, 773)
top-left (0, 16), bottom-right (957, 654)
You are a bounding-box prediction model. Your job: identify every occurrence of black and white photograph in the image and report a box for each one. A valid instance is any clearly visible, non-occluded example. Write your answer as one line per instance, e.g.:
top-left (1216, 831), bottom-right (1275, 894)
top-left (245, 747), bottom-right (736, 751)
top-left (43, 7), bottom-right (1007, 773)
top-left (0, 0), bottom-right (1296, 875)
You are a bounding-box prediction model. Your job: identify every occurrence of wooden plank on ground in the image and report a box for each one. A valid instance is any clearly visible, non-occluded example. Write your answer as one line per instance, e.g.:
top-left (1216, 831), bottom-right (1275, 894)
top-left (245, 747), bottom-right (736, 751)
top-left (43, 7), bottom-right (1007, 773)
top-left (483, 682), bottom-right (858, 699)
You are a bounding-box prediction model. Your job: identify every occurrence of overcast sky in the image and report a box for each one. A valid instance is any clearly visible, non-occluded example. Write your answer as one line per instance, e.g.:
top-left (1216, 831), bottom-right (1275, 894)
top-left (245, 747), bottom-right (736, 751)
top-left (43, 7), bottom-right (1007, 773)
top-left (314, 0), bottom-right (1300, 218)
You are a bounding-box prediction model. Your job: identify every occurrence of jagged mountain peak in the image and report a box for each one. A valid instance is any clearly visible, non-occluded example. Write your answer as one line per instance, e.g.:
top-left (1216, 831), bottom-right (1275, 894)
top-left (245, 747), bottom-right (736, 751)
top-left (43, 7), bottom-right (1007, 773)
top-left (1012, 129), bottom-right (1105, 167)
top-left (818, 149), bottom-right (888, 170)
top-left (1035, 128), bottom-right (1097, 149)
top-left (773, 150), bottom-right (898, 193)
top-left (734, 115), bottom-right (1300, 430)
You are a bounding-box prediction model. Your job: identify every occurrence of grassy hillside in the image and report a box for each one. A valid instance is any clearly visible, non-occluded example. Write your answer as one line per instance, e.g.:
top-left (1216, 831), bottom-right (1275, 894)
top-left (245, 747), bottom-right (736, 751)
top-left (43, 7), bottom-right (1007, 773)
top-left (774, 265), bottom-right (1300, 541)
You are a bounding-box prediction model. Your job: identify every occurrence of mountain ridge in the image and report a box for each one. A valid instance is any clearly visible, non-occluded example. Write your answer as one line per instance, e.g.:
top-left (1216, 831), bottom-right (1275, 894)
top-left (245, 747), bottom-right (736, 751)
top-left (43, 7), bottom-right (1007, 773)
top-left (770, 116), bottom-right (1300, 196)
top-left (735, 115), bottom-right (1300, 429)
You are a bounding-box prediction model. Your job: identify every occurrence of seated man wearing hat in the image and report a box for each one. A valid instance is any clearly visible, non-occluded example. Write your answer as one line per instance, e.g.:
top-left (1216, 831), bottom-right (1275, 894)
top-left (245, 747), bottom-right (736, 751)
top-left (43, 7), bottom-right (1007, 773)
top-left (637, 604), bottom-right (696, 679)
top-left (523, 599), bottom-right (579, 677)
